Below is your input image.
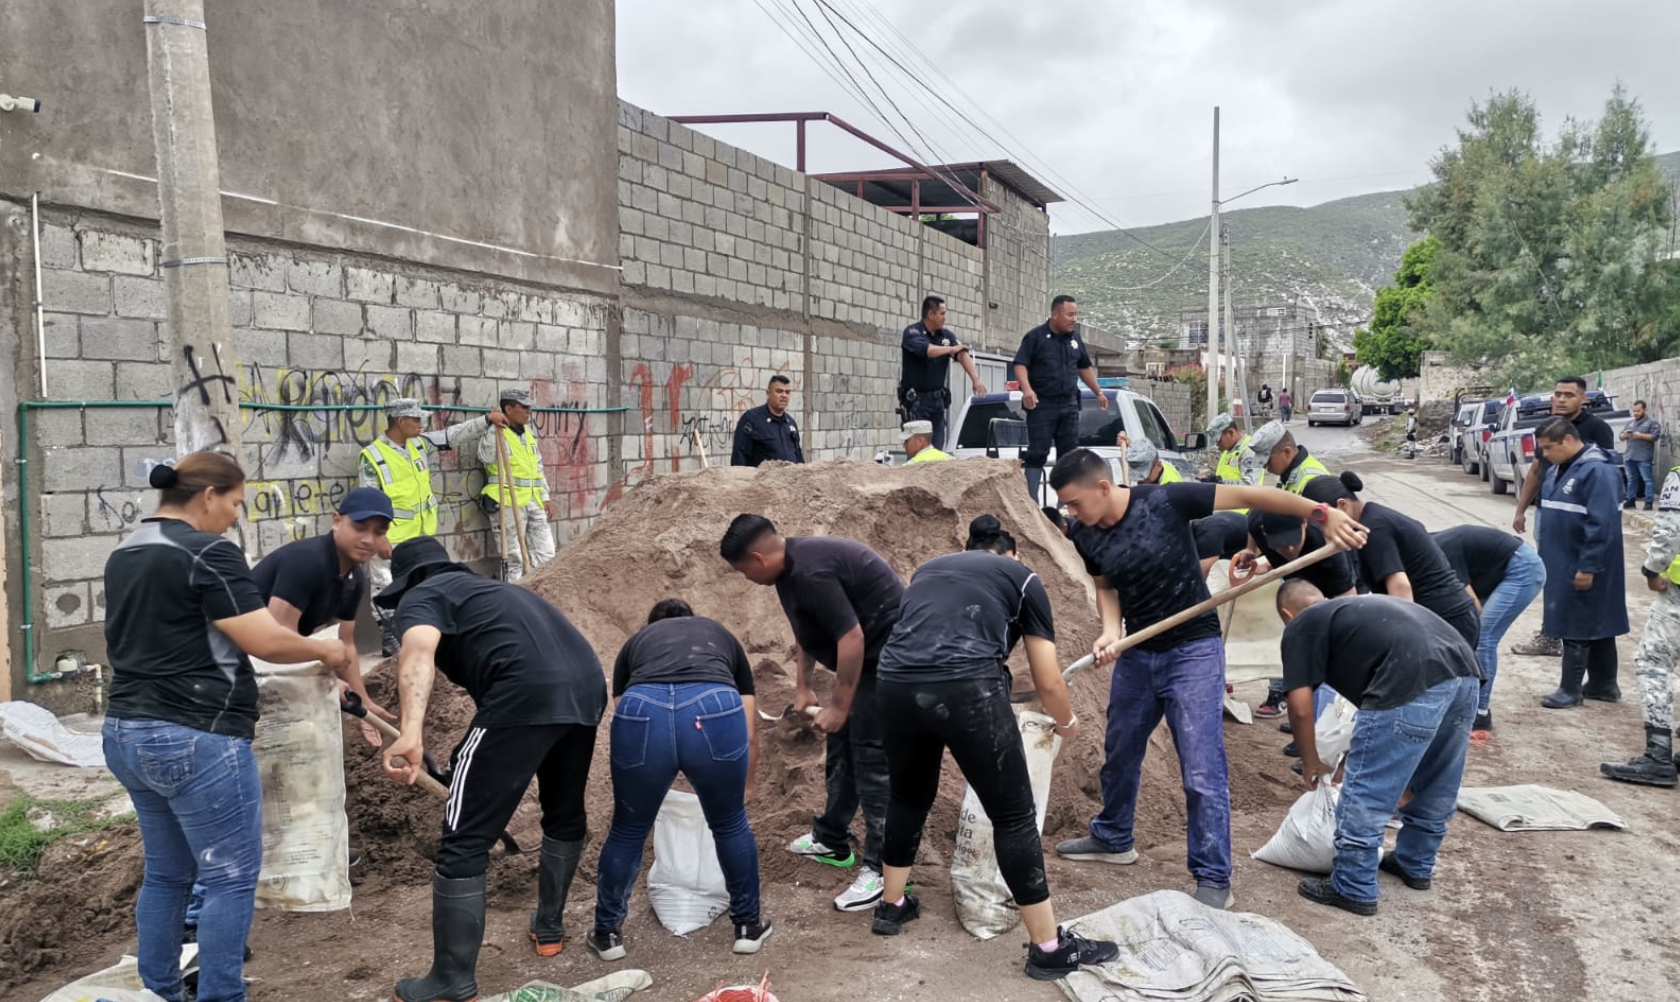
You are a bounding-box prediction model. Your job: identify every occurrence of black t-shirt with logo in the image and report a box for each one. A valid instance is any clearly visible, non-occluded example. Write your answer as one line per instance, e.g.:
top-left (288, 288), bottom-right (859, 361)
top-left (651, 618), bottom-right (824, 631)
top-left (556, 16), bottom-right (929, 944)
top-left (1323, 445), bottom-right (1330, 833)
top-left (774, 536), bottom-right (905, 673)
top-left (612, 616), bottom-right (756, 698)
top-left (1432, 525), bottom-right (1522, 604)
top-left (104, 518), bottom-right (269, 739)
top-left (878, 551), bottom-right (1055, 683)
top-left (395, 570), bottom-right (607, 727)
top-left (1011, 323), bottom-right (1092, 404)
top-left (250, 533), bottom-right (364, 637)
top-left (1282, 595), bottom-right (1481, 710)
top-left (901, 321), bottom-right (961, 392)
top-left (1069, 482), bottom-right (1221, 652)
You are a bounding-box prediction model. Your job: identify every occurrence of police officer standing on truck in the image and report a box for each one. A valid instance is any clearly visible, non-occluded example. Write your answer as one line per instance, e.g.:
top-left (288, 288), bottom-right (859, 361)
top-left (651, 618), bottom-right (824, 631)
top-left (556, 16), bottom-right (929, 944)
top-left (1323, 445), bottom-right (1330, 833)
top-left (900, 296), bottom-right (986, 450)
top-left (1014, 295), bottom-right (1108, 499)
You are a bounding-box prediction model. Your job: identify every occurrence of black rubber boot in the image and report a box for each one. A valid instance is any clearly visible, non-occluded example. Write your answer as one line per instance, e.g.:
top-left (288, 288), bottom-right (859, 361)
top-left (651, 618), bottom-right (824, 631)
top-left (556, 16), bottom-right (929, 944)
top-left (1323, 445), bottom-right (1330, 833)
top-left (394, 873), bottom-right (485, 1002)
top-left (1540, 647), bottom-right (1587, 709)
top-left (1582, 642), bottom-right (1622, 701)
top-left (1599, 726), bottom-right (1679, 787)
top-left (528, 836), bottom-right (584, 956)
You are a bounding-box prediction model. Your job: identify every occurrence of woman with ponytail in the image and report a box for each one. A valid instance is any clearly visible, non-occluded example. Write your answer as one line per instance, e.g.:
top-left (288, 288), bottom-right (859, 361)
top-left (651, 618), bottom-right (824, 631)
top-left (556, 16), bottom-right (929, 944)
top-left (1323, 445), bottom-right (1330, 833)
top-left (1302, 472), bottom-right (1481, 650)
top-left (868, 514), bottom-right (1119, 980)
top-left (102, 451), bottom-right (351, 1002)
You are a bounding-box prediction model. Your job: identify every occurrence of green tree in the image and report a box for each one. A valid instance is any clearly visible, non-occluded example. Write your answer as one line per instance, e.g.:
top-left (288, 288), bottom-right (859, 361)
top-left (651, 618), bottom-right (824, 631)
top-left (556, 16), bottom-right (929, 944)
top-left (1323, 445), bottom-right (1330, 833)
top-left (1406, 86), bottom-right (1676, 386)
top-left (1354, 237), bottom-right (1438, 379)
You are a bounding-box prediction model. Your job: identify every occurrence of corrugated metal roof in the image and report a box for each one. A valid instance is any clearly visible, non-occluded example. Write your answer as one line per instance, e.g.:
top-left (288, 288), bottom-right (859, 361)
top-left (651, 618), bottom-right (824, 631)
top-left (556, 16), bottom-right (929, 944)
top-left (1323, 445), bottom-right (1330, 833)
top-left (816, 160), bottom-right (1063, 211)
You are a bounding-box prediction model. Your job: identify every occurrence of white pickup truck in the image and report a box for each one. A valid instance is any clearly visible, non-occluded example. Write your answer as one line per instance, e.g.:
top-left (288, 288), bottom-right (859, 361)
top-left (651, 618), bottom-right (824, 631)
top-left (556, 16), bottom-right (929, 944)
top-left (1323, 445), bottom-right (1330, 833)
top-left (1484, 390), bottom-right (1631, 495)
top-left (949, 387), bottom-right (1204, 505)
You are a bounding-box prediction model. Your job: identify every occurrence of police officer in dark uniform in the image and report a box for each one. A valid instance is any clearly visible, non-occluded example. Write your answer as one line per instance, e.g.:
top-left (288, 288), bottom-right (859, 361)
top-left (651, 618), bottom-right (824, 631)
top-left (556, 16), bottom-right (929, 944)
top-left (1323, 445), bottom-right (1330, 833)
top-left (731, 374), bottom-right (805, 467)
top-left (900, 295), bottom-right (985, 450)
top-left (1012, 295), bottom-right (1108, 499)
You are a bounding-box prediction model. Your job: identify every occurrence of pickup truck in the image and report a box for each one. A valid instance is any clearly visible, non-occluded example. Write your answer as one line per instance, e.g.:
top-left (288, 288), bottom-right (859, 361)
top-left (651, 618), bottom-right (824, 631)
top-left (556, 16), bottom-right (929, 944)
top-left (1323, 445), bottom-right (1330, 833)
top-left (1484, 391), bottom-right (1630, 496)
top-left (1456, 398), bottom-right (1504, 476)
top-left (949, 388), bottom-right (1204, 505)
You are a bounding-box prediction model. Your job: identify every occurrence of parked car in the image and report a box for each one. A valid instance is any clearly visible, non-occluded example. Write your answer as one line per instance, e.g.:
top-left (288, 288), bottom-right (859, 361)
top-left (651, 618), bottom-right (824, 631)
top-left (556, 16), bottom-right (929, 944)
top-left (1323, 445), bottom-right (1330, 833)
top-left (1306, 389), bottom-right (1362, 427)
top-left (950, 388), bottom-right (1203, 505)
top-left (1485, 390), bottom-right (1631, 496)
top-left (1458, 399), bottom-right (1504, 476)
top-left (1449, 401), bottom-right (1481, 468)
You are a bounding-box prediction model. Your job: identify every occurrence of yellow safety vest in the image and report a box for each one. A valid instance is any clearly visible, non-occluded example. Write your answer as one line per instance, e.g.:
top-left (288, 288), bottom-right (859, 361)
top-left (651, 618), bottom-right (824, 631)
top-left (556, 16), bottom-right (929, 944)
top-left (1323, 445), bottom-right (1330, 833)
top-left (1282, 454), bottom-right (1330, 495)
top-left (907, 446), bottom-right (951, 464)
top-left (1215, 435), bottom-right (1251, 484)
top-left (1155, 462), bottom-right (1184, 484)
top-left (482, 427), bottom-right (547, 506)
top-left (361, 438), bottom-right (438, 544)
top-left (1665, 465), bottom-right (1680, 584)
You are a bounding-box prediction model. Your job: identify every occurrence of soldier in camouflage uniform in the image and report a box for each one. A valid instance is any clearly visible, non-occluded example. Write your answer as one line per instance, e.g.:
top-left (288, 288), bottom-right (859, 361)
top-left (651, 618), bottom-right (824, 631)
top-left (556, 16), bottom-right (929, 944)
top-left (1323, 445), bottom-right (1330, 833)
top-left (1601, 463), bottom-right (1680, 787)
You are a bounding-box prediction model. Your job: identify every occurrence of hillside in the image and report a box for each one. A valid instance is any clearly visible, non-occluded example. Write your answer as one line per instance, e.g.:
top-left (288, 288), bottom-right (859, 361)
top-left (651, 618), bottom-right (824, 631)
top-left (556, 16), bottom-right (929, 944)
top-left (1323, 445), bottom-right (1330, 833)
top-left (1054, 150), bottom-right (1680, 346)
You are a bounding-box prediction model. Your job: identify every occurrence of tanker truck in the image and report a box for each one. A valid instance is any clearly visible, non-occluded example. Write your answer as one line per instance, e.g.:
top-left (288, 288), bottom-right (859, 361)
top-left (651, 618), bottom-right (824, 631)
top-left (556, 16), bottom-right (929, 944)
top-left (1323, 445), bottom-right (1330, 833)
top-left (1350, 365), bottom-right (1404, 415)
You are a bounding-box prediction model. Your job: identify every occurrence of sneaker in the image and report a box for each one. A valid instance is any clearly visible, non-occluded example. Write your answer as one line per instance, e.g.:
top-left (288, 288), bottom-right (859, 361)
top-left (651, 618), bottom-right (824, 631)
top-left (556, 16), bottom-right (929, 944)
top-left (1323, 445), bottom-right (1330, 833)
top-left (1472, 710), bottom-right (1493, 734)
top-left (1510, 631), bottom-right (1562, 657)
top-left (787, 833), bottom-right (855, 869)
top-left (1624, 500), bottom-right (1637, 510)
top-left (1378, 852), bottom-right (1432, 890)
top-left (1055, 836), bottom-right (1139, 864)
top-left (587, 928), bottom-right (626, 961)
top-left (731, 916), bottom-right (773, 954)
top-left (834, 866), bottom-right (885, 912)
top-left (1024, 927), bottom-right (1121, 981)
top-left (871, 893), bottom-right (921, 936)
top-left (1297, 877), bottom-right (1377, 916)
top-left (1282, 741), bottom-right (1301, 758)
top-left (1192, 885), bottom-right (1234, 909)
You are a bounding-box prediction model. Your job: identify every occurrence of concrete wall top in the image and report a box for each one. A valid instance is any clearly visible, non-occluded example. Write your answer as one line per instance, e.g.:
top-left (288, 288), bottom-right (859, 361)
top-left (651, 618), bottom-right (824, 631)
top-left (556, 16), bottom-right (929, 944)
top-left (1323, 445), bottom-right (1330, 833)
top-left (0, 1), bottom-right (620, 296)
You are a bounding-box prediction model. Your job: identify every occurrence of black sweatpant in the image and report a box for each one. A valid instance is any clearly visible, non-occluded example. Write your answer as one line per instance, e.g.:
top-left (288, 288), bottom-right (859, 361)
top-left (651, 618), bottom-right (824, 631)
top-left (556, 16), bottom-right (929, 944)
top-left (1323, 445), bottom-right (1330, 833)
top-left (877, 674), bottom-right (1049, 907)
top-left (436, 720), bottom-right (598, 879)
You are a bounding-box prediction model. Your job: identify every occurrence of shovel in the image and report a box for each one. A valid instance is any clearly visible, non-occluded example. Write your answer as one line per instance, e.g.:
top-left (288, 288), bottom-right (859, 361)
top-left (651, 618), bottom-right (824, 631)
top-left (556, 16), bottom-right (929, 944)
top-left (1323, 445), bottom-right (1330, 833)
top-left (1010, 542), bottom-right (1351, 704)
top-left (341, 692), bottom-right (523, 854)
top-left (757, 702), bottom-right (821, 728)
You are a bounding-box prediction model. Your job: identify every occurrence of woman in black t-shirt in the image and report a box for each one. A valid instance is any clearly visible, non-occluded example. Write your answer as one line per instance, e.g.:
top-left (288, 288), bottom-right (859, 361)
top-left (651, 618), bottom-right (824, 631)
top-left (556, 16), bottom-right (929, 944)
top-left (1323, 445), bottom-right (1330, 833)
top-left (1303, 472), bottom-right (1481, 648)
top-left (589, 600), bottom-right (769, 961)
top-left (870, 516), bottom-right (1118, 981)
top-left (101, 452), bottom-right (348, 1002)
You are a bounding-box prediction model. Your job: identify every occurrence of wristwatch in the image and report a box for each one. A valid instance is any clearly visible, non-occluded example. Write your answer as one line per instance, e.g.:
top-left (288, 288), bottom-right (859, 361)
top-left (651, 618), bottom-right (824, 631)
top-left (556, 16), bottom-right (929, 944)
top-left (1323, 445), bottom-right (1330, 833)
top-left (1308, 502), bottom-right (1331, 525)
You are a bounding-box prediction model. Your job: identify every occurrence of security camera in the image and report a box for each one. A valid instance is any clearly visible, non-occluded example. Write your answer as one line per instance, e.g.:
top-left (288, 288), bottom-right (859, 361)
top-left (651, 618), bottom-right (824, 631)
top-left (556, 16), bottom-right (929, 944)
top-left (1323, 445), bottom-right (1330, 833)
top-left (0, 94), bottom-right (43, 113)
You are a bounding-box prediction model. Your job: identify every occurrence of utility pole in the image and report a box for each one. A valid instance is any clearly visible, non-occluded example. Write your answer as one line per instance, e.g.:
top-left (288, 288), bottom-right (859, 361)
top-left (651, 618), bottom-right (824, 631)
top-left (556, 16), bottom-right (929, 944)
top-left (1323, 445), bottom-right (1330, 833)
top-left (1205, 107), bottom-right (1221, 426)
top-left (145, 0), bottom-right (240, 457)
top-left (1224, 229), bottom-right (1246, 432)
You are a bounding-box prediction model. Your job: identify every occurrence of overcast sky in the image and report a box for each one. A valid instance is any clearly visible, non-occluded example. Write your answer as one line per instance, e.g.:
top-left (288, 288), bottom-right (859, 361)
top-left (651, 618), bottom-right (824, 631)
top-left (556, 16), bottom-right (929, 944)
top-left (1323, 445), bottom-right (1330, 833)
top-left (617, 0), bottom-right (1680, 235)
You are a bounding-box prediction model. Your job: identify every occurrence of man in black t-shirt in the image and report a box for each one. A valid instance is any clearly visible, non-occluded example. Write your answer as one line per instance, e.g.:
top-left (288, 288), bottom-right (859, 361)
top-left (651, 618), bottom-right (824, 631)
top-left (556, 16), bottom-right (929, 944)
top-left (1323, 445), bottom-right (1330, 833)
top-left (1433, 525), bottom-right (1545, 731)
top-left (1277, 585), bottom-right (1481, 916)
top-left (377, 537), bottom-right (606, 1002)
top-left (1510, 376), bottom-right (1617, 657)
top-left (721, 514), bottom-right (904, 913)
top-left (1047, 448), bottom-right (1366, 910)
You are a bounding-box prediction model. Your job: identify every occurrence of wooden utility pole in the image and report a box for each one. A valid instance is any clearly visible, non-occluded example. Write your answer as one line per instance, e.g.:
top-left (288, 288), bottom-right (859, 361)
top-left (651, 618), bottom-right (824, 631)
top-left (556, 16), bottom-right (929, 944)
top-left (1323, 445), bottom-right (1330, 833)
top-left (145, 0), bottom-right (240, 456)
top-left (1205, 107), bottom-right (1221, 426)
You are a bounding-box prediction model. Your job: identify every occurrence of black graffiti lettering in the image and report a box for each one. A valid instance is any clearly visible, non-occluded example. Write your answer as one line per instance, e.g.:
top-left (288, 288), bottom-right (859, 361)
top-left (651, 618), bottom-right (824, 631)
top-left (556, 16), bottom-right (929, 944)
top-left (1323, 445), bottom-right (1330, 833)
top-left (181, 345), bottom-right (237, 406)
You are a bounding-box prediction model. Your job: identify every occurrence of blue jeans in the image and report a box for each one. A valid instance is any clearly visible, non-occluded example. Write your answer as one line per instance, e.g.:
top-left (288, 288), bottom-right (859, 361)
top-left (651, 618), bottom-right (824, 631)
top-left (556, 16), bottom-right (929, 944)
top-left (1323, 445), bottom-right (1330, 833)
top-left (594, 683), bottom-right (760, 932)
top-left (1331, 676), bottom-right (1478, 903)
top-left (1476, 545), bottom-right (1546, 710)
top-left (1091, 636), bottom-right (1232, 888)
top-left (102, 717), bottom-right (263, 1002)
top-left (1625, 459), bottom-right (1655, 502)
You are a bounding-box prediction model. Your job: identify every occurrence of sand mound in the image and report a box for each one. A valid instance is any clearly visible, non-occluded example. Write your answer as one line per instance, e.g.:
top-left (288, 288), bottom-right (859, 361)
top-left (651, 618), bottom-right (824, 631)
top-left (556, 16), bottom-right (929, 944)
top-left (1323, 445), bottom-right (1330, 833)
top-left (340, 459), bottom-right (1192, 887)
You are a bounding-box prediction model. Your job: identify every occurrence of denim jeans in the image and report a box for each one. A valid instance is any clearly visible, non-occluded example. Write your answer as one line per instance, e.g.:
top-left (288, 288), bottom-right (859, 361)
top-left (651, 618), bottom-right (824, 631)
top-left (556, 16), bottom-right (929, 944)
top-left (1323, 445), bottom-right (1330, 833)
top-left (102, 717), bottom-right (263, 1002)
top-left (1331, 676), bottom-right (1478, 903)
top-left (594, 683), bottom-right (760, 932)
top-left (1476, 545), bottom-right (1546, 710)
top-left (1625, 459), bottom-right (1655, 502)
top-left (1091, 636), bottom-right (1232, 889)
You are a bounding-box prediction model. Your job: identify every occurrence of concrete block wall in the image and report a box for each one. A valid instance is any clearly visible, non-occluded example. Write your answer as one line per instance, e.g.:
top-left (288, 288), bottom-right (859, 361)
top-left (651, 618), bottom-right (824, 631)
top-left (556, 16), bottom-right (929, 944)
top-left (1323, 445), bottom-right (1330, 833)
top-left (19, 210), bottom-right (612, 654)
top-left (981, 175), bottom-right (1052, 354)
top-left (1599, 360), bottom-right (1680, 472)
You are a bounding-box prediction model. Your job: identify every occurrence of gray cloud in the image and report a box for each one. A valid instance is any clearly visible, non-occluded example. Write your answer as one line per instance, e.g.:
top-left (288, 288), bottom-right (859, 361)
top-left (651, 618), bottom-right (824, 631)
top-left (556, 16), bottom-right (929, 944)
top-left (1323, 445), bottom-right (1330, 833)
top-left (618, 0), bottom-right (1680, 232)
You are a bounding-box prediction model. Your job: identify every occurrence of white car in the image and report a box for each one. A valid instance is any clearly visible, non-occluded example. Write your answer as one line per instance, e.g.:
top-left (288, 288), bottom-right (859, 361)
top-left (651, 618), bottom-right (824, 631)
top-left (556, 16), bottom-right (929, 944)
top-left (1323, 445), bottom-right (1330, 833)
top-left (1306, 389), bottom-right (1361, 427)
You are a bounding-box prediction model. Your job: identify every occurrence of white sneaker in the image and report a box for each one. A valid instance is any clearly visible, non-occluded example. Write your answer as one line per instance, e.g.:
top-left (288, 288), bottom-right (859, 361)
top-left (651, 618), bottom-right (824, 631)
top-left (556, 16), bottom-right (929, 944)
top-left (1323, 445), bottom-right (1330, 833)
top-left (833, 866), bottom-right (884, 912)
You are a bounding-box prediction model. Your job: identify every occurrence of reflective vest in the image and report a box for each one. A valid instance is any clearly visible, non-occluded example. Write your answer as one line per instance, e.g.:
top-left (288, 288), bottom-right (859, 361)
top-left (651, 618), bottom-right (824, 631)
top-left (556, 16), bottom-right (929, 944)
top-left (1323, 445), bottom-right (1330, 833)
top-left (907, 446), bottom-right (951, 464)
top-left (482, 427), bottom-right (547, 506)
top-left (1282, 454), bottom-right (1330, 495)
top-left (361, 438), bottom-right (438, 544)
top-left (1666, 465), bottom-right (1680, 583)
top-left (1154, 462), bottom-right (1184, 485)
top-left (1216, 435), bottom-right (1251, 484)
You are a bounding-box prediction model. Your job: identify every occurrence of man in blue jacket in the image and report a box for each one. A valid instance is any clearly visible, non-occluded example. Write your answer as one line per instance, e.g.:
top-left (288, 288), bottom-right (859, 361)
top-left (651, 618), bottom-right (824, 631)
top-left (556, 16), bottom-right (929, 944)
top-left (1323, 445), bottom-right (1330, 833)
top-left (1535, 417), bottom-right (1629, 709)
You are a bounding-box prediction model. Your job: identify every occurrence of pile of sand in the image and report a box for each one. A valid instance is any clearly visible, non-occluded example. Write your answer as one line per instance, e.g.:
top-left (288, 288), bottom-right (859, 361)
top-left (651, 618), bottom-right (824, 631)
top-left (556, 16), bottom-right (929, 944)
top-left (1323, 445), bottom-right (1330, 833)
top-left (339, 459), bottom-right (1192, 888)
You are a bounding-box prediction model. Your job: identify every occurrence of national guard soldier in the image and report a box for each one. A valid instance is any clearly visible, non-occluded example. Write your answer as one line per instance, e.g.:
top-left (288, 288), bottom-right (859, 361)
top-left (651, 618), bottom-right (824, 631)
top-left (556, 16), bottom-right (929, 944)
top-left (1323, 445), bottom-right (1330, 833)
top-left (478, 388), bottom-right (556, 583)
top-left (1601, 462), bottom-right (1680, 787)
top-left (1249, 421), bottom-right (1329, 495)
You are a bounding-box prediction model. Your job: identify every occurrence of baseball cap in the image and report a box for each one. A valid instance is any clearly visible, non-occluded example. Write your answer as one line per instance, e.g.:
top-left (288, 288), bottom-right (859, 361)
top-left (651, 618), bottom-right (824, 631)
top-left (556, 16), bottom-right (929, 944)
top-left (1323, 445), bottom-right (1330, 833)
top-left (500, 388), bottom-right (532, 406)
top-left (338, 487), bottom-right (394, 523)
top-left (1255, 510), bottom-right (1304, 545)
top-left (386, 398), bottom-right (425, 421)
top-left (1205, 412), bottom-right (1235, 439)
top-left (1124, 439), bottom-right (1159, 479)
top-left (1246, 420), bottom-right (1287, 457)
top-left (900, 420), bottom-right (934, 442)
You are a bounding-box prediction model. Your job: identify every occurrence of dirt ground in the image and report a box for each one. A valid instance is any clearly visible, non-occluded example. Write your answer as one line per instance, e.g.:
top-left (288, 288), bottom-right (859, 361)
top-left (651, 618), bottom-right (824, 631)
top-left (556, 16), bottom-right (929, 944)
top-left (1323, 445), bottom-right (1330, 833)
top-left (9, 442), bottom-right (1680, 1001)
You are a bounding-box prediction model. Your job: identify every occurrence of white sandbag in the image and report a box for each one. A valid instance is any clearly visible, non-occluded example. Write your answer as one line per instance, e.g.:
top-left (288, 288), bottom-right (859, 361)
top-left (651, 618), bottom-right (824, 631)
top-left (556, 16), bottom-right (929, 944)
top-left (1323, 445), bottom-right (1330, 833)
top-left (479, 969), bottom-right (655, 1002)
top-left (0, 700), bottom-right (106, 768)
top-left (951, 710), bottom-right (1062, 940)
top-left (251, 658), bottom-right (351, 912)
top-left (36, 946), bottom-right (197, 1002)
top-left (646, 789), bottom-right (729, 935)
top-left (1252, 781), bottom-right (1341, 874)
top-left (1315, 695), bottom-right (1357, 768)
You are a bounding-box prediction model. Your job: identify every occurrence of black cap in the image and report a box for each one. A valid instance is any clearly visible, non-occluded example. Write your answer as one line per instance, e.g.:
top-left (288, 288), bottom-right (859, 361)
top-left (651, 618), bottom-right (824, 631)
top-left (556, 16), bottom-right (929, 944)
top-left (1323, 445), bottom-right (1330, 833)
top-left (374, 537), bottom-right (460, 609)
top-left (1256, 511), bottom-right (1304, 545)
